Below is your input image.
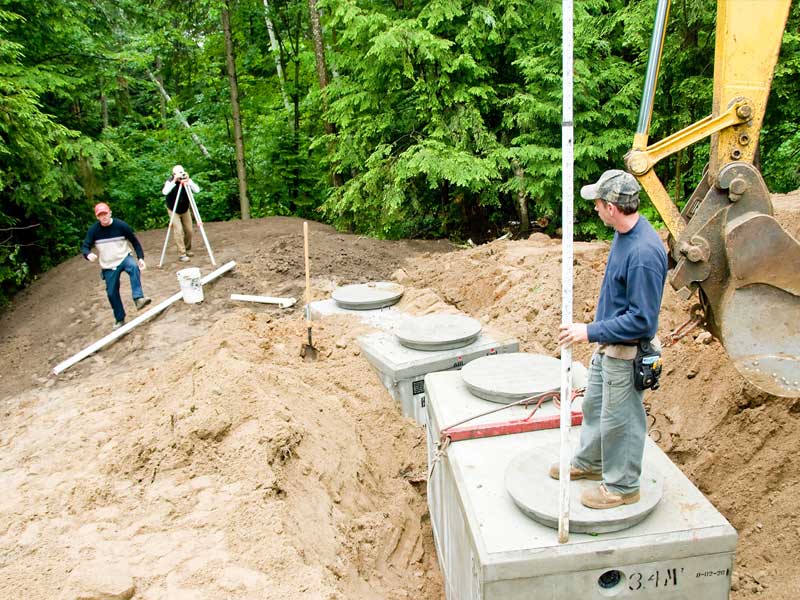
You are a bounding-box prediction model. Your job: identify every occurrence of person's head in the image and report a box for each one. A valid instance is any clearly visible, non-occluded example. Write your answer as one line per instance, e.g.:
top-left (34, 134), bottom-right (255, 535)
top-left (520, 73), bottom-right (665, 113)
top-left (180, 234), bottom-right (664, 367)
top-left (172, 164), bottom-right (187, 180)
top-left (580, 170), bottom-right (640, 229)
top-left (94, 202), bottom-right (112, 227)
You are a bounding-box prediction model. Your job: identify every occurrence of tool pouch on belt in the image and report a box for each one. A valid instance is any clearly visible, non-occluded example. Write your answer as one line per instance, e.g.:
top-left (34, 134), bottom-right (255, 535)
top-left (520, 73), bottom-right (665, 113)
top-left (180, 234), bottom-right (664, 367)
top-left (634, 339), bottom-right (662, 391)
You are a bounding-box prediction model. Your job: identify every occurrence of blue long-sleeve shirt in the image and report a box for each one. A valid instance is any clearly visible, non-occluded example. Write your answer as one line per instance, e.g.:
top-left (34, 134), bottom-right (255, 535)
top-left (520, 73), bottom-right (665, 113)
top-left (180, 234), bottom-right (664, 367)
top-left (586, 216), bottom-right (668, 344)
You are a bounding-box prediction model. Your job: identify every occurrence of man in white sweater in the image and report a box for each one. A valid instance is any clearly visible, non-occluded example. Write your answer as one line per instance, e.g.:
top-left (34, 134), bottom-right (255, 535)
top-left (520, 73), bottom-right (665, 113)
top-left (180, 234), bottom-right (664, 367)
top-left (161, 164), bottom-right (200, 262)
top-left (81, 203), bottom-right (152, 329)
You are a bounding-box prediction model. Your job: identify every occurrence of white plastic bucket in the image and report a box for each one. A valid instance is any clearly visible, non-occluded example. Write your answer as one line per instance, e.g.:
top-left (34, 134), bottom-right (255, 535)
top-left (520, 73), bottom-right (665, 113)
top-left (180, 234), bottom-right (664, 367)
top-left (177, 267), bottom-right (204, 304)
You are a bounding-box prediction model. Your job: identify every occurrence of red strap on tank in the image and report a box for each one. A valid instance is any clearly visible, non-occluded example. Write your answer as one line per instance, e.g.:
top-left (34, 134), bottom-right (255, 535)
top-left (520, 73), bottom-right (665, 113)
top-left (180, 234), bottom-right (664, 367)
top-left (439, 388), bottom-right (585, 445)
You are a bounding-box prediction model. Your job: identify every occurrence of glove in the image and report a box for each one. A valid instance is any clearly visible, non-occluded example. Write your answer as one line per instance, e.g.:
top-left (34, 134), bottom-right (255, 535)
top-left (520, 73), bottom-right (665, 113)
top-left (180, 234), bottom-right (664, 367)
top-left (138, 258), bottom-right (146, 270)
top-left (87, 252), bottom-right (98, 262)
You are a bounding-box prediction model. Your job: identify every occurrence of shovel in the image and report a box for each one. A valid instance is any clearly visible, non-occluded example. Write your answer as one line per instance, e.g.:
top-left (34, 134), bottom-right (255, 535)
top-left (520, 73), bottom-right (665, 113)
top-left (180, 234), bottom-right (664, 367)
top-left (300, 221), bottom-right (318, 360)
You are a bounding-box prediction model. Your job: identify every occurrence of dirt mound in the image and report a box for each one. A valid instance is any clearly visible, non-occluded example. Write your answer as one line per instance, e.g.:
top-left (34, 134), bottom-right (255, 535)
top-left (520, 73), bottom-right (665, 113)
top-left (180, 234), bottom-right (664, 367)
top-left (1, 203), bottom-right (799, 599)
top-left (0, 217), bottom-right (447, 600)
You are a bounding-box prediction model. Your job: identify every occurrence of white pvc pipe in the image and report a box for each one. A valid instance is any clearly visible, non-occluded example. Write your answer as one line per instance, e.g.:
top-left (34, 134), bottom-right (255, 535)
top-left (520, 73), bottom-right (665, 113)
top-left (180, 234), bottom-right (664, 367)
top-left (558, 0), bottom-right (575, 545)
top-left (52, 261), bottom-right (236, 375)
top-left (230, 294), bottom-right (296, 308)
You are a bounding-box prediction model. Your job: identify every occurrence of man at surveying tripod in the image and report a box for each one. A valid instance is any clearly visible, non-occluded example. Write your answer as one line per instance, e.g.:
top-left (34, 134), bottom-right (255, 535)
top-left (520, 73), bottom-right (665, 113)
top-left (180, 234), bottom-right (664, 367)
top-left (162, 165), bottom-right (200, 263)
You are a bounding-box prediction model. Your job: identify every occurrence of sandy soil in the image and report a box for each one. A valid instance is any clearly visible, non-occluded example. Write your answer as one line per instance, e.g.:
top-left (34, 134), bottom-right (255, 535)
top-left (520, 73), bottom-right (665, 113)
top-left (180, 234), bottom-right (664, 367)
top-left (0, 197), bottom-right (798, 599)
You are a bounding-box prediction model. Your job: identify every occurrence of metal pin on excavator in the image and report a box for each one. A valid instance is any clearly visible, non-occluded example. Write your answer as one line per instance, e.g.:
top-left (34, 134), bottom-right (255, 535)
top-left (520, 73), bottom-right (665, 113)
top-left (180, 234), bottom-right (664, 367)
top-left (625, 0), bottom-right (800, 397)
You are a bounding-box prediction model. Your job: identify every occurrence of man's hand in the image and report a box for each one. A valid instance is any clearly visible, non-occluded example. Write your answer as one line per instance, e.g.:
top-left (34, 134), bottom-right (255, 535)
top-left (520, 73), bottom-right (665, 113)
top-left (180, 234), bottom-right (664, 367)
top-left (87, 252), bottom-right (98, 262)
top-left (558, 323), bottom-right (589, 348)
top-left (138, 258), bottom-right (146, 270)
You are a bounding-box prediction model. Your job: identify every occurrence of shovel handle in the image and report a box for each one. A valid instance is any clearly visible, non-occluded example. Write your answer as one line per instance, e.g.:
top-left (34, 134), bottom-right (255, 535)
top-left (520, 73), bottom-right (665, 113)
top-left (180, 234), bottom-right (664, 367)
top-left (303, 222), bottom-right (311, 323)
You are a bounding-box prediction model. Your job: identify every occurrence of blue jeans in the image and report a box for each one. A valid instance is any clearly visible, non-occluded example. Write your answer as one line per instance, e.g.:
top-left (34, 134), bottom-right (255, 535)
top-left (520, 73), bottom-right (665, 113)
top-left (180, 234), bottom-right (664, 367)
top-left (101, 255), bottom-right (144, 322)
top-left (572, 352), bottom-right (647, 495)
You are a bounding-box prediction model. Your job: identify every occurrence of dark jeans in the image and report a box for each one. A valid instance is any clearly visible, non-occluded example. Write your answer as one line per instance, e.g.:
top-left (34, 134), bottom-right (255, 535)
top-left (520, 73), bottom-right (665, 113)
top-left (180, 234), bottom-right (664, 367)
top-left (101, 255), bottom-right (144, 322)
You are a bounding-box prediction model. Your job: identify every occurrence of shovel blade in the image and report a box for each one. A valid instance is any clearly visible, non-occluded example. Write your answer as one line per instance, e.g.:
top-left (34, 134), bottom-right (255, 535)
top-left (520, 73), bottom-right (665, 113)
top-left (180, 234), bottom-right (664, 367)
top-left (301, 344), bottom-right (318, 361)
top-left (301, 325), bottom-right (318, 360)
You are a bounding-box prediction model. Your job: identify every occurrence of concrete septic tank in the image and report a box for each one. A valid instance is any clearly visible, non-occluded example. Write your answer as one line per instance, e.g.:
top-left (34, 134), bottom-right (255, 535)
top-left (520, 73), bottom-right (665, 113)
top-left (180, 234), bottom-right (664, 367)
top-left (358, 330), bottom-right (518, 425)
top-left (425, 370), bottom-right (737, 600)
top-left (309, 298), bottom-right (406, 332)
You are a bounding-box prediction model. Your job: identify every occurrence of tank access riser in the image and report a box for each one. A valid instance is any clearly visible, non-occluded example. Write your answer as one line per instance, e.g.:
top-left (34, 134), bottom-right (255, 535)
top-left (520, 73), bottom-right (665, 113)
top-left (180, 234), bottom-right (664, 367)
top-left (425, 370), bottom-right (737, 599)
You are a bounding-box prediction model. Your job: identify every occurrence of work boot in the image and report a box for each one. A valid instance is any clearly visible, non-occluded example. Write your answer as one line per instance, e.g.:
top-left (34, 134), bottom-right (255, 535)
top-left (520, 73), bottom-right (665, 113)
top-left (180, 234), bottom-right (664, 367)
top-left (179, 255), bottom-right (190, 262)
top-left (135, 297), bottom-right (152, 310)
top-left (581, 483), bottom-right (640, 510)
top-left (549, 462), bottom-right (602, 481)
top-left (113, 319), bottom-right (125, 330)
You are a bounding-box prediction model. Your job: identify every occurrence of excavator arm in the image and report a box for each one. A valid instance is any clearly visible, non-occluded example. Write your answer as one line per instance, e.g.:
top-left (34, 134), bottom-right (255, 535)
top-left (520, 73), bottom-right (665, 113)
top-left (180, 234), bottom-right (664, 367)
top-left (624, 0), bottom-right (800, 397)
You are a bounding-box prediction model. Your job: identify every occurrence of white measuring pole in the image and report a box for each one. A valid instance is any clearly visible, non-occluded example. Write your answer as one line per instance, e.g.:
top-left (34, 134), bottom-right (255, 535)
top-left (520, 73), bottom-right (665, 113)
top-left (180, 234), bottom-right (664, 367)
top-left (558, 0), bottom-right (575, 544)
top-left (185, 184), bottom-right (217, 266)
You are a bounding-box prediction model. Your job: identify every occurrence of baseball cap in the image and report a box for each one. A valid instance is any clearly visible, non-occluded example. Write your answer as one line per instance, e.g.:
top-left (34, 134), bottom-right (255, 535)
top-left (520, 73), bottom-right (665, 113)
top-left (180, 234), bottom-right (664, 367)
top-left (94, 202), bottom-right (111, 216)
top-left (580, 170), bottom-right (640, 205)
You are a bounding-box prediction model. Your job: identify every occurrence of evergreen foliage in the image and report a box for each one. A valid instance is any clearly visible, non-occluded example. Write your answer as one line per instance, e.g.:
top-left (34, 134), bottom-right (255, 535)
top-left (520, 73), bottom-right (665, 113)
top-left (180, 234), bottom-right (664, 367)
top-left (0, 0), bottom-right (798, 304)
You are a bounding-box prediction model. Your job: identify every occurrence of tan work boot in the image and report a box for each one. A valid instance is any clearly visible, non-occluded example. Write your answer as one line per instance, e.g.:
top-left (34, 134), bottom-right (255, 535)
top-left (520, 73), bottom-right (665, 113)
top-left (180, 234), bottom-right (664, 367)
top-left (549, 462), bottom-right (602, 481)
top-left (135, 297), bottom-right (152, 310)
top-left (581, 483), bottom-right (640, 509)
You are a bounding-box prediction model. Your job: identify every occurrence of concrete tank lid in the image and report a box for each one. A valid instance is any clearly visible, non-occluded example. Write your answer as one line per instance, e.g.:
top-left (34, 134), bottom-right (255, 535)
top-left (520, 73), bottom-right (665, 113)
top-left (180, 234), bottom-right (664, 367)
top-left (395, 314), bottom-right (482, 351)
top-left (331, 281), bottom-right (404, 310)
top-left (505, 447), bottom-right (663, 534)
top-left (461, 353), bottom-right (588, 404)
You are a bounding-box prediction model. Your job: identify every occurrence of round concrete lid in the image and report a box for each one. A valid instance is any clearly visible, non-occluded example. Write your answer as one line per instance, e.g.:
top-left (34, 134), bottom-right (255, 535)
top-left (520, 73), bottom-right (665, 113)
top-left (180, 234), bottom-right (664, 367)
top-left (461, 353), bottom-right (588, 404)
top-left (395, 314), bottom-right (482, 351)
top-left (331, 282), bottom-right (404, 310)
top-left (505, 448), bottom-right (663, 534)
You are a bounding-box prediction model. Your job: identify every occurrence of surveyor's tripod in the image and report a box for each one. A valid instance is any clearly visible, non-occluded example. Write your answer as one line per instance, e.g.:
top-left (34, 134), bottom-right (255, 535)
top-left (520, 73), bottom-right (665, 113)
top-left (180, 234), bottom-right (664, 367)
top-left (158, 181), bottom-right (217, 268)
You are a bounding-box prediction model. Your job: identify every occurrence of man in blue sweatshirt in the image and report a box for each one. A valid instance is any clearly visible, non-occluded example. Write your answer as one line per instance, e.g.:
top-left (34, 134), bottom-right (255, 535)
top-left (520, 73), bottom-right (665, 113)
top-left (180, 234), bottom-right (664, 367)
top-left (553, 170), bottom-right (667, 509)
top-left (81, 202), bottom-right (152, 330)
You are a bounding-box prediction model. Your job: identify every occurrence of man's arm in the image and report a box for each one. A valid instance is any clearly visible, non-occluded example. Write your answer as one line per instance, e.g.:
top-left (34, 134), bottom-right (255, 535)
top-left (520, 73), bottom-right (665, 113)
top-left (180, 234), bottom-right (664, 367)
top-left (186, 178), bottom-right (200, 193)
top-left (586, 264), bottom-right (665, 343)
top-left (162, 177), bottom-right (176, 195)
top-left (120, 222), bottom-right (145, 260)
top-left (80, 225), bottom-right (97, 260)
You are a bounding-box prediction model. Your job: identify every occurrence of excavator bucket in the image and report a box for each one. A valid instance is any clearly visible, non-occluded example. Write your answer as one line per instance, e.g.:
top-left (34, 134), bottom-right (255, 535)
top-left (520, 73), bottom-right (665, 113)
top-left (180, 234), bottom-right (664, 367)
top-left (668, 163), bottom-right (800, 397)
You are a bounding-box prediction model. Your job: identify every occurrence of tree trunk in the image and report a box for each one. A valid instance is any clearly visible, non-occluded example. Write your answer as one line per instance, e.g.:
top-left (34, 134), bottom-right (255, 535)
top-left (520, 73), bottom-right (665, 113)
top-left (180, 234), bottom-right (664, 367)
top-left (155, 56), bottom-right (167, 127)
top-left (262, 0), bottom-right (293, 126)
top-left (116, 76), bottom-right (130, 118)
top-left (100, 92), bottom-right (108, 130)
top-left (512, 159), bottom-right (530, 234)
top-left (308, 0), bottom-right (329, 99)
top-left (307, 0), bottom-right (342, 187)
top-left (72, 99), bottom-right (83, 127)
top-left (222, 2), bottom-right (251, 219)
top-left (146, 70), bottom-right (211, 159)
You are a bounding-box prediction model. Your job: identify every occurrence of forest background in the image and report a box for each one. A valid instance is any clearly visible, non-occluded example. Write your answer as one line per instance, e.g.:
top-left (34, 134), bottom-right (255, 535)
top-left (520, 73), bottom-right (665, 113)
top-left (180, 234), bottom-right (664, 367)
top-left (1, 0), bottom-right (799, 305)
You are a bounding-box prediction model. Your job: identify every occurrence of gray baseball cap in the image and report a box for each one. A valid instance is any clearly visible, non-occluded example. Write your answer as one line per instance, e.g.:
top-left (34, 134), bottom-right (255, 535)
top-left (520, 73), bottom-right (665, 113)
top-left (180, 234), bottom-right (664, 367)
top-left (580, 170), bottom-right (640, 204)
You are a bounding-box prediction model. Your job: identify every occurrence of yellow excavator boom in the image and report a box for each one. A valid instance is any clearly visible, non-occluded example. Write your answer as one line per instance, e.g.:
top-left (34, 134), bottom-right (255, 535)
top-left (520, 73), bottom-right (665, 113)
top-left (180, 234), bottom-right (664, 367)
top-left (624, 0), bottom-right (800, 397)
